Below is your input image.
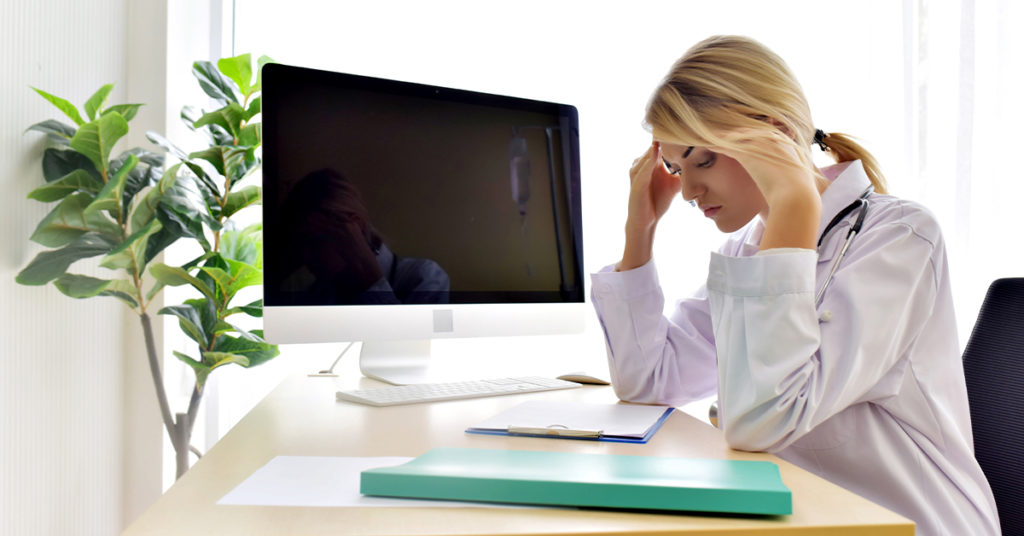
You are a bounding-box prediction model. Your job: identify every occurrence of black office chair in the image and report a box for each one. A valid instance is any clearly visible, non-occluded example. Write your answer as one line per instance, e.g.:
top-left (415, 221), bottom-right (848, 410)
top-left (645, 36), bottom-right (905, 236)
top-left (962, 278), bottom-right (1024, 536)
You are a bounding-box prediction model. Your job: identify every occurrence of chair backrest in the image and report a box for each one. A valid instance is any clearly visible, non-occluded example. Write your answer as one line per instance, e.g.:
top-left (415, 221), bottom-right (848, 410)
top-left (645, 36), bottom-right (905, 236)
top-left (962, 277), bottom-right (1024, 535)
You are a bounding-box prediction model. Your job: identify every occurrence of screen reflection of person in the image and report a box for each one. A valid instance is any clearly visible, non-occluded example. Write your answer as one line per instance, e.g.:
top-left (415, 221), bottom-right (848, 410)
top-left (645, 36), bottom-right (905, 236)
top-left (279, 168), bottom-right (450, 305)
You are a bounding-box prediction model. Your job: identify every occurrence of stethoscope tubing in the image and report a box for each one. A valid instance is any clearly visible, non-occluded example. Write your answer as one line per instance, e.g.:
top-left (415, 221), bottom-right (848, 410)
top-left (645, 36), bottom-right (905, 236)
top-left (814, 186), bottom-right (873, 306)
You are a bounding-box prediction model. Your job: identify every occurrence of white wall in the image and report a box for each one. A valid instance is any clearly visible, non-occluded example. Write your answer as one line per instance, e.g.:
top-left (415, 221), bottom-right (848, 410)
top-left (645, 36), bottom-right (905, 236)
top-left (0, 2), bottom-right (129, 535)
top-left (0, 0), bottom-right (173, 534)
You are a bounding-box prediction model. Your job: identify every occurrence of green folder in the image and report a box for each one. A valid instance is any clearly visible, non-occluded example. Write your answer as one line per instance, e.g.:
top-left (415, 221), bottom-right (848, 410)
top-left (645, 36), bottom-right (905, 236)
top-left (361, 447), bottom-right (791, 515)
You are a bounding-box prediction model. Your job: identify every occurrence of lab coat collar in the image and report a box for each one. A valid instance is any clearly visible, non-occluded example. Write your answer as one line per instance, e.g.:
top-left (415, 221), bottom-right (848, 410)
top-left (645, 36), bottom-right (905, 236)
top-left (735, 160), bottom-right (872, 256)
top-left (817, 159), bottom-right (872, 237)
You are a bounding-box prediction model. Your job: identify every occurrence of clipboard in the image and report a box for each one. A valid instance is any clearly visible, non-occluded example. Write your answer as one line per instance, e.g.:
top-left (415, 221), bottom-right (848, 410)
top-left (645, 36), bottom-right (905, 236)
top-left (465, 400), bottom-right (674, 443)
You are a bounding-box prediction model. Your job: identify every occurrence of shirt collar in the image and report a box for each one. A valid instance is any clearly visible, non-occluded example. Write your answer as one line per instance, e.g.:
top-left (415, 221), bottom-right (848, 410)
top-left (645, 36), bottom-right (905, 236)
top-left (818, 160), bottom-right (872, 236)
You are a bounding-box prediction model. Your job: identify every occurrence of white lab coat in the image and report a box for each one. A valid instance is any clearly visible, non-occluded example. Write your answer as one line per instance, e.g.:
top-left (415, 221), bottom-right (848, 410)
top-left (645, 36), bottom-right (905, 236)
top-left (590, 161), bottom-right (1000, 535)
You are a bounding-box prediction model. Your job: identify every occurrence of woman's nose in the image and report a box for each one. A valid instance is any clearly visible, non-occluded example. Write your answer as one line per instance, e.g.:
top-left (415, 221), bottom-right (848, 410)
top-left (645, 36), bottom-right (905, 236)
top-left (679, 174), bottom-right (705, 204)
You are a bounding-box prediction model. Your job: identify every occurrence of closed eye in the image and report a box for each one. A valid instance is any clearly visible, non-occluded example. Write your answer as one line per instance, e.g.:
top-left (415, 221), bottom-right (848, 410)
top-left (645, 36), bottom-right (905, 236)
top-left (695, 153), bottom-right (716, 169)
top-left (662, 157), bottom-right (682, 176)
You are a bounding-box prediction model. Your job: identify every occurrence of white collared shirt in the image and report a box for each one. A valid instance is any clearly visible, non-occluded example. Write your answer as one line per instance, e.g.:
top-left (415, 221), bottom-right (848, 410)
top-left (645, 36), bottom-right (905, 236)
top-left (591, 161), bottom-right (1000, 535)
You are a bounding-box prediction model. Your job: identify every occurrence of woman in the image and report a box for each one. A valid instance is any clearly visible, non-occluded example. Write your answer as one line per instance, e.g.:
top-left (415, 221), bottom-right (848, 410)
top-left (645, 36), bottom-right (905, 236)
top-left (591, 35), bottom-right (1000, 535)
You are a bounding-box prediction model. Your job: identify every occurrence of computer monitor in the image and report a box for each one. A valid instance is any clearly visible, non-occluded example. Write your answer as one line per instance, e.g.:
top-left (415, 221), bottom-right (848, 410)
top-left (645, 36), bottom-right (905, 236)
top-left (262, 63), bottom-right (585, 384)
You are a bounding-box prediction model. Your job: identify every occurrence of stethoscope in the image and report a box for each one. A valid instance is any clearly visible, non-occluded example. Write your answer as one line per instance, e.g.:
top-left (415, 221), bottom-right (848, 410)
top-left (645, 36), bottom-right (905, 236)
top-left (814, 186), bottom-right (874, 305)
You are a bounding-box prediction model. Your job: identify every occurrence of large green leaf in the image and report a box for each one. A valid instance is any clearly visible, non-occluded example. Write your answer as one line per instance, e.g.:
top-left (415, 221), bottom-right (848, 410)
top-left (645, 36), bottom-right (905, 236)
top-left (225, 298), bottom-right (263, 318)
top-left (221, 185), bottom-right (261, 219)
top-left (217, 53), bottom-right (253, 99)
top-left (163, 174), bottom-right (219, 229)
top-left (42, 147), bottom-right (101, 183)
top-left (253, 55), bottom-right (274, 93)
top-left (201, 351), bottom-right (250, 369)
top-left (149, 262), bottom-right (216, 302)
top-left (192, 61), bottom-right (238, 104)
top-left (145, 130), bottom-right (190, 161)
top-left (85, 153), bottom-right (136, 219)
top-left (237, 123), bottom-right (261, 149)
top-left (54, 273), bottom-right (111, 298)
top-left (99, 218), bottom-right (162, 276)
top-left (117, 149), bottom-right (164, 209)
top-left (32, 87), bottom-right (86, 126)
top-left (230, 149), bottom-right (260, 186)
top-left (159, 303), bottom-right (208, 346)
top-left (30, 192), bottom-right (121, 248)
top-left (181, 106), bottom-right (201, 131)
top-left (101, 278), bottom-right (142, 308)
top-left (129, 163), bottom-right (179, 233)
top-left (146, 253), bottom-right (215, 304)
top-left (211, 333), bottom-right (278, 368)
top-left (243, 97), bottom-right (261, 122)
top-left (103, 103), bottom-right (142, 122)
top-left (220, 226), bottom-right (260, 266)
top-left (193, 102), bottom-right (246, 139)
top-left (172, 350), bottom-right (213, 393)
top-left (194, 254), bottom-right (229, 302)
top-left (70, 112), bottom-right (129, 174)
top-left (198, 266), bottom-right (239, 304)
top-left (84, 84), bottom-right (114, 121)
top-left (145, 178), bottom-right (218, 261)
top-left (189, 145), bottom-right (247, 178)
top-left (27, 169), bottom-right (102, 202)
top-left (207, 123), bottom-right (236, 147)
top-left (187, 297), bottom-right (219, 342)
top-left (25, 119), bottom-right (76, 145)
top-left (200, 258), bottom-right (261, 304)
top-left (146, 131), bottom-right (221, 199)
top-left (15, 233), bottom-right (119, 285)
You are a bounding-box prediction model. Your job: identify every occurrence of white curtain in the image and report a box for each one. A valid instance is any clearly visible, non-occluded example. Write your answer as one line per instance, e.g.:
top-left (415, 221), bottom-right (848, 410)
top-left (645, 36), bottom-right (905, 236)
top-left (901, 0), bottom-right (1024, 344)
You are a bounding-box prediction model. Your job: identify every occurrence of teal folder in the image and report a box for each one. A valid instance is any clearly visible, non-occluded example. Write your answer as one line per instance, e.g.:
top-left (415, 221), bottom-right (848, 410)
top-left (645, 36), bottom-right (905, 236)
top-left (361, 447), bottom-right (791, 515)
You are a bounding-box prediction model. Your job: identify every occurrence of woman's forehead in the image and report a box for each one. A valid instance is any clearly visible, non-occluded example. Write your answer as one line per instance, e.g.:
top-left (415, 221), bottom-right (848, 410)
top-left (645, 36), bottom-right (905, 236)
top-left (659, 142), bottom-right (697, 161)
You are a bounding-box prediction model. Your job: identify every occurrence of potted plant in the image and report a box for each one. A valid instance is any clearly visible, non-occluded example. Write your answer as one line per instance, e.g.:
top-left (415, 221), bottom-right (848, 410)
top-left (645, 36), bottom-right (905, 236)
top-left (16, 53), bottom-right (278, 480)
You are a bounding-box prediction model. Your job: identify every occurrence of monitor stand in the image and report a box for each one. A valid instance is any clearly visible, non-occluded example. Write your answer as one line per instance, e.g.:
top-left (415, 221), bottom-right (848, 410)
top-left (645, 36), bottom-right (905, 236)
top-left (359, 340), bottom-right (439, 385)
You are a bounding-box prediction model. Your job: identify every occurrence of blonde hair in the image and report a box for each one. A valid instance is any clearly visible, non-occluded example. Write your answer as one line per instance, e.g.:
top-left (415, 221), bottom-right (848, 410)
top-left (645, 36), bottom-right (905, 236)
top-left (644, 35), bottom-right (888, 194)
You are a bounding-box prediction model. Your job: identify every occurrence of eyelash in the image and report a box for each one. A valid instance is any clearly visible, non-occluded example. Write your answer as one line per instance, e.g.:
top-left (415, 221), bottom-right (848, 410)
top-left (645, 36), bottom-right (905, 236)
top-left (663, 155), bottom-right (714, 175)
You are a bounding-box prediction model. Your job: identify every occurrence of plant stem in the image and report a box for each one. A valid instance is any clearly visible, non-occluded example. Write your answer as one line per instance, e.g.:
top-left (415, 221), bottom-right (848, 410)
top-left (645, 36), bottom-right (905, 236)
top-left (141, 312), bottom-right (197, 479)
top-left (140, 313), bottom-right (177, 450)
top-left (186, 383), bottom-right (202, 438)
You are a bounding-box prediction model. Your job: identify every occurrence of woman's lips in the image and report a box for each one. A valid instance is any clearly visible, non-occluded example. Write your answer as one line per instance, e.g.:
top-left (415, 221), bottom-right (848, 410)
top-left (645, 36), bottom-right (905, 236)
top-left (702, 206), bottom-right (721, 218)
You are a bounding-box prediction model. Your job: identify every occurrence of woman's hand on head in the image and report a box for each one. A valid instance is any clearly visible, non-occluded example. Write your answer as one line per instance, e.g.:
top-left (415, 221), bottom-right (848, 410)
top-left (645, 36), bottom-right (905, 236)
top-left (627, 142), bottom-right (681, 231)
top-left (711, 128), bottom-right (822, 250)
top-left (710, 128), bottom-right (818, 205)
top-left (618, 142), bottom-right (681, 271)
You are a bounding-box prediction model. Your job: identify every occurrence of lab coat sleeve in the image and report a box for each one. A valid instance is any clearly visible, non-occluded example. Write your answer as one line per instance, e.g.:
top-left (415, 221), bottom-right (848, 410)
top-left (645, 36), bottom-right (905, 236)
top-left (590, 260), bottom-right (718, 406)
top-left (707, 220), bottom-right (939, 452)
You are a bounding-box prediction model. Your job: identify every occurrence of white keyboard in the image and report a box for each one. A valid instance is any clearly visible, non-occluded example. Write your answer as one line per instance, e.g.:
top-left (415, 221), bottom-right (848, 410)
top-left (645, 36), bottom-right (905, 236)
top-left (336, 376), bottom-right (581, 406)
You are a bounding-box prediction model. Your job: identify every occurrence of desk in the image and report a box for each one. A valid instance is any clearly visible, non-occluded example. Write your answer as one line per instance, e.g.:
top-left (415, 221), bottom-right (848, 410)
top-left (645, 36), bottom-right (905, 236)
top-left (124, 363), bottom-right (913, 535)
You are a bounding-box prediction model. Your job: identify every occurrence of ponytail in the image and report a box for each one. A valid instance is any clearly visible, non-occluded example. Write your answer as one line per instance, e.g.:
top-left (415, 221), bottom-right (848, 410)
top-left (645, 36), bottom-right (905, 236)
top-left (818, 132), bottom-right (888, 194)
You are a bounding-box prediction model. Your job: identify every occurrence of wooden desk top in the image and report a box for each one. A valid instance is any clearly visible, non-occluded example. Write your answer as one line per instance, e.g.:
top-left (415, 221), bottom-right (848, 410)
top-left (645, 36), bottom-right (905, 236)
top-left (124, 363), bottom-right (913, 535)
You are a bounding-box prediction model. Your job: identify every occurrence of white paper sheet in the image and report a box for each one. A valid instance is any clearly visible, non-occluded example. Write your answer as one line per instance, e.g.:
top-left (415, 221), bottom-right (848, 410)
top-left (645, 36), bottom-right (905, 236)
top-left (218, 456), bottom-right (498, 508)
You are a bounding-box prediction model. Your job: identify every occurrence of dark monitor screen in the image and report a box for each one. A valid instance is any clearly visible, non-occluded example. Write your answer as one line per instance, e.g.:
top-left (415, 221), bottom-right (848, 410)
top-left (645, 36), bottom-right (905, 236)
top-left (262, 63), bottom-right (584, 308)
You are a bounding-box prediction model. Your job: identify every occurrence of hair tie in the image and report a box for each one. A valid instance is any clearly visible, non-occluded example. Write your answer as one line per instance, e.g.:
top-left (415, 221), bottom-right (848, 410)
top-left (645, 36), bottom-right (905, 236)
top-left (813, 129), bottom-right (829, 151)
